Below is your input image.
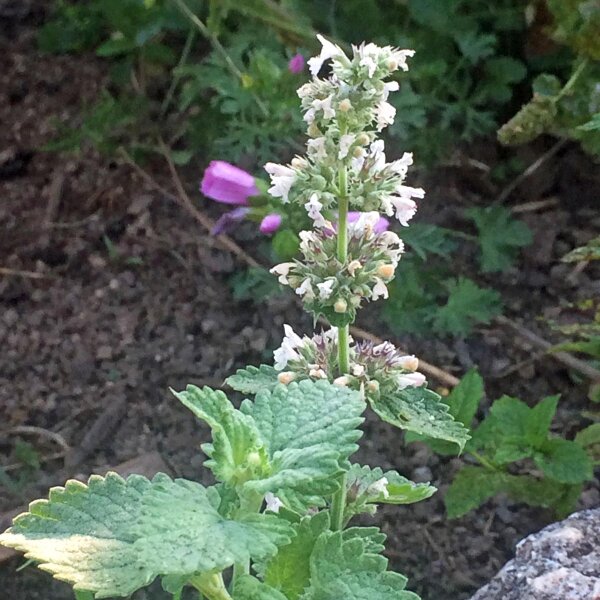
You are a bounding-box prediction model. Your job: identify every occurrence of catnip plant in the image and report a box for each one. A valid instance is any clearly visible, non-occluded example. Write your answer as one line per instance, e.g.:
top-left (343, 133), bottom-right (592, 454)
top-left (0, 37), bottom-right (470, 600)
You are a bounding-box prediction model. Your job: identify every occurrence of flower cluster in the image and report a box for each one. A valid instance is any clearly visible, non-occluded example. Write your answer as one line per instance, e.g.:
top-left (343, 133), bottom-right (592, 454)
top-left (271, 212), bottom-right (404, 325)
top-left (264, 35), bottom-right (424, 228)
top-left (274, 325), bottom-right (426, 398)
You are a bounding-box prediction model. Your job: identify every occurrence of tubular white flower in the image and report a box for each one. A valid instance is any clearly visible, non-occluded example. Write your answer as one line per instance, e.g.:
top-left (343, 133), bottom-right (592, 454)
top-left (382, 81), bottom-right (400, 100)
top-left (338, 133), bottom-right (356, 159)
top-left (371, 278), bottom-right (389, 301)
top-left (367, 476), bottom-right (390, 499)
top-left (305, 194), bottom-right (328, 228)
top-left (264, 163), bottom-right (296, 202)
top-left (273, 324), bottom-right (305, 370)
top-left (391, 48), bottom-right (415, 72)
top-left (270, 262), bottom-right (295, 285)
top-left (308, 34), bottom-right (345, 76)
top-left (397, 371), bottom-right (427, 389)
top-left (388, 152), bottom-right (414, 177)
top-left (307, 137), bottom-right (328, 160)
top-left (265, 492), bottom-right (284, 513)
top-left (390, 196), bottom-right (418, 226)
top-left (296, 278), bottom-right (314, 299)
top-left (375, 101), bottom-right (396, 130)
top-left (317, 278), bottom-right (336, 299)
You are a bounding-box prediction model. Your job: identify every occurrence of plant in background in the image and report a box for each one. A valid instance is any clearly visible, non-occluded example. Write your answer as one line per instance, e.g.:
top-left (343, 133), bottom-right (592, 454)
top-left (0, 37), bottom-right (471, 600)
top-left (498, 0), bottom-right (600, 155)
top-left (407, 370), bottom-right (594, 519)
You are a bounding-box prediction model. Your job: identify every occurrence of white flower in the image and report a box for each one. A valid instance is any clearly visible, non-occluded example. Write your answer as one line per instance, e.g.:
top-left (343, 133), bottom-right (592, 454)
top-left (352, 363), bottom-right (366, 377)
top-left (375, 101), bottom-right (396, 130)
top-left (270, 262), bottom-right (295, 285)
top-left (273, 324), bottom-right (305, 370)
top-left (299, 230), bottom-right (318, 254)
top-left (382, 80), bottom-right (399, 100)
top-left (317, 278), bottom-right (336, 299)
top-left (305, 193), bottom-right (328, 228)
top-left (264, 163), bottom-right (296, 202)
top-left (367, 476), bottom-right (389, 499)
top-left (307, 136), bottom-right (328, 160)
top-left (296, 278), bottom-right (314, 300)
top-left (396, 371), bottom-right (426, 389)
top-left (390, 48), bottom-right (415, 72)
top-left (394, 355), bottom-right (419, 371)
top-left (347, 259), bottom-right (362, 277)
top-left (348, 211), bottom-right (380, 238)
top-left (369, 140), bottom-right (386, 172)
top-left (265, 492), bottom-right (284, 513)
top-left (388, 152), bottom-right (414, 178)
top-left (390, 196), bottom-right (418, 226)
top-left (309, 367), bottom-right (327, 379)
top-left (311, 95), bottom-right (335, 120)
top-left (371, 278), bottom-right (389, 301)
top-left (338, 134), bottom-right (356, 159)
top-left (308, 34), bottom-right (345, 77)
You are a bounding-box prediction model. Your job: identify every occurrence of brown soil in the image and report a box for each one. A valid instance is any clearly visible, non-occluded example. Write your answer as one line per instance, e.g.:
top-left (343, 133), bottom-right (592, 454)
top-left (1, 7), bottom-right (599, 600)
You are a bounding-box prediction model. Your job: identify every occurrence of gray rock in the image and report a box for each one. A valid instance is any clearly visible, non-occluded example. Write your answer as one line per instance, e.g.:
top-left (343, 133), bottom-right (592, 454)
top-left (470, 508), bottom-right (600, 600)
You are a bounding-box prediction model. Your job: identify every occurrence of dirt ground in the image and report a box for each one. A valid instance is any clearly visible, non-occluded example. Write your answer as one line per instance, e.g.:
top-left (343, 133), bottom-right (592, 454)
top-left (1, 6), bottom-right (599, 600)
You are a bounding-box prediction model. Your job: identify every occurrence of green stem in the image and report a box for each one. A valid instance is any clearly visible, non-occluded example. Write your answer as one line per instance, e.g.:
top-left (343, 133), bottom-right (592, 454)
top-left (470, 451), bottom-right (499, 472)
top-left (189, 573), bottom-right (233, 600)
top-left (330, 166), bottom-right (350, 532)
top-left (556, 58), bottom-right (588, 101)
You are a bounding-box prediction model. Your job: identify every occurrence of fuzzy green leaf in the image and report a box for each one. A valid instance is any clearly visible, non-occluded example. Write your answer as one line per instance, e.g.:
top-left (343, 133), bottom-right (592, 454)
top-left (466, 206), bottom-right (532, 272)
top-left (299, 531), bottom-right (419, 600)
top-left (263, 512), bottom-right (330, 600)
top-left (135, 475), bottom-right (293, 575)
top-left (0, 473), bottom-right (155, 598)
top-left (369, 387), bottom-right (470, 451)
top-left (241, 380), bottom-right (365, 496)
top-left (342, 527), bottom-right (387, 555)
top-left (172, 386), bottom-right (268, 486)
top-left (433, 277), bottom-right (502, 334)
top-left (534, 439), bottom-right (594, 484)
top-left (445, 466), bottom-right (506, 518)
top-left (406, 369), bottom-right (482, 455)
top-left (226, 365), bottom-right (280, 394)
top-left (345, 464), bottom-right (436, 521)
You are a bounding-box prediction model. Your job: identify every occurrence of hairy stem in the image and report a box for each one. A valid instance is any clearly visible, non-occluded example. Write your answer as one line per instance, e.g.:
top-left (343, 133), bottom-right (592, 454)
top-left (189, 573), bottom-right (233, 600)
top-left (330, 165), bottom-right (350, 532)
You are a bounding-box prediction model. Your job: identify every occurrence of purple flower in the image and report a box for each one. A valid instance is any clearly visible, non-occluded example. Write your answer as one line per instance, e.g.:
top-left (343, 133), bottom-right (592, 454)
top-left (201, 160), bottom-right (259, 205)
top-left (348, 211), bottom-right (389, 233)
top-left (288, 53), bottom-right (305, 74)
top-left (260, 213), bottom-right (282, 234)
top-left (211, 207), bottom-right (250, 236)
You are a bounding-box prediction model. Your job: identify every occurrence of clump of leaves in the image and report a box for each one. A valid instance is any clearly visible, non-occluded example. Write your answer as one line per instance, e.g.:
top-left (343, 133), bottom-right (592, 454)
top-left (498, 1), bottom-right (600, 155)
top-left (409, 370), bottom-right (594, 518)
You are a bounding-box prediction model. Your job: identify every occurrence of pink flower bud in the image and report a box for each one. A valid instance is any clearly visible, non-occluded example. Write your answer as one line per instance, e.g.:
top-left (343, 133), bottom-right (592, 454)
top-left (259, 213), bottom-right (282, 234)
top-left (288, 53), bottom-right (305, 74)
top-left (200, 160), bottom-right (259, 205)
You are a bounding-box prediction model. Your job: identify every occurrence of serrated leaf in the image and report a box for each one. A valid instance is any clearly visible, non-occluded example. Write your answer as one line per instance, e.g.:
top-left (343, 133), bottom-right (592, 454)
top-left (0, 472), bottom-right (155, 598)
top-left (575, 423), bottom-right (600, 448)
top-left (345, 464), bottom-right (436, 521)
top-left (299, 531), bottom-right (419, 600)
top-left (399, 223), bottom-right (458, 260)
top-left (445, 466), bottom-right (506, 518)
top-left (447, 369), bottom-right (484, 427)
top-left (234, 576), bottom-right (288, 600)
top-left (369, 387), bottom-right (470, 452)
top-left (526, 395), bottom-right (559, 447)
top-left (433, 277), bottom-right (502, 334)
top-left (240, 381), bottom-right (365, 497)
top-left (263, 512), bottom-right (330, 599)
top-left (534, 439), bottom-right (594, 484)
top-left (467, 206), bottom-right (532, 272)
top-left (342, 527), bottom-right (387, 555)
top-left (172, 386), bottom-right (268, 485)
top-left (135, 475), bottom-right (293, 575)
top-left (226, 365), bottom-right (280, 394)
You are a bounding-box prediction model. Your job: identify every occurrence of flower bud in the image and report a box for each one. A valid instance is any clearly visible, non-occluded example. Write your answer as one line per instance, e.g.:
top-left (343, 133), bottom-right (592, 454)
top-left (333, 375), bottom-right (351, 387)
top-left (291, 156), bottom-right (308, 169)
top-left (334, 298), bottom-right (347, 313)
top-left (247, 451), bottom-right (262, 467)
top-left (309, 368), bottom-right (327, 379)
top-left (356, 133), bottom-right (370, 145)
top-left (347, 260), bottom-right (362, 277)
top-left (377, 264), bottom-right (396, 279)
top-left (350, 295), bottom-right (362, 308)
top-left (353, 146), bottom-right (365, 158)
top-left (387, 59), bottom-right (398, 71)
top-left (277, 371), bottom-right (297, 385)
top-left (367, 380), bottom-right (380, 394)
top-left (352, 364), bottom-right (366, 377)
top-left (338, 98), bottom-right (352, 112)
top-left (312, 175), bottom-right (327, 190)
top-left (397, 355), bottom-right (419, 371)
